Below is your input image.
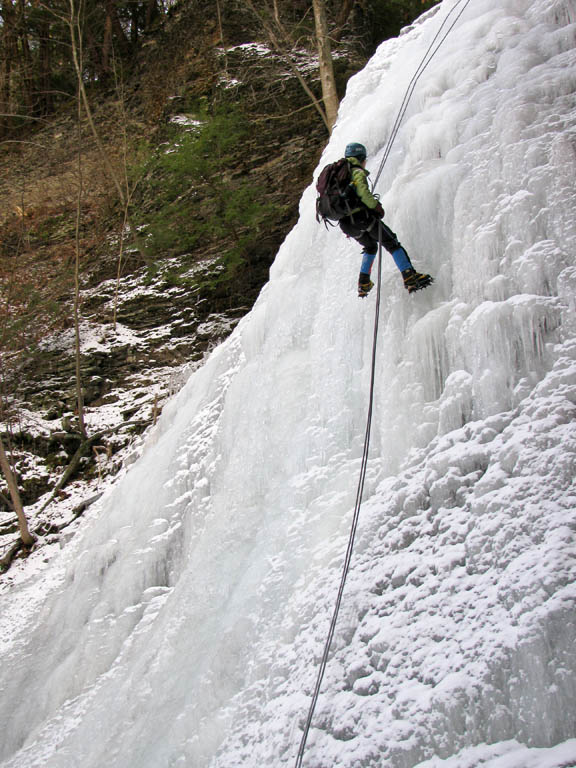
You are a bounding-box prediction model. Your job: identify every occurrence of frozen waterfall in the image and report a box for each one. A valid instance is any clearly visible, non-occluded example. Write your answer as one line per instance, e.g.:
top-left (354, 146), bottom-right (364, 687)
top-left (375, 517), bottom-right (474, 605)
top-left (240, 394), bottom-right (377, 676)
top-left (1, 0), bottom-right (576, 766)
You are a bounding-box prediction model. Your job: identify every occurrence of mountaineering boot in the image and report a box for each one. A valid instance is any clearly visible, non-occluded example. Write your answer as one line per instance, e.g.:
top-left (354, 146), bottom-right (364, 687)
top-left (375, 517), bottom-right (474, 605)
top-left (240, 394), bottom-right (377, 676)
top-left (402, 268), bottom-right (434, 293)
top-left (358, 272), bottom-right (374, 298)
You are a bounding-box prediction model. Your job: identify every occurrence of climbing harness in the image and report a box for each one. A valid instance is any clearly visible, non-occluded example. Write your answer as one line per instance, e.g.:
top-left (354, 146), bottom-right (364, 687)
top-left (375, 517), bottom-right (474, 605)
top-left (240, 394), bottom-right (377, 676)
top-left (293, 1), bottom-right (472, 765)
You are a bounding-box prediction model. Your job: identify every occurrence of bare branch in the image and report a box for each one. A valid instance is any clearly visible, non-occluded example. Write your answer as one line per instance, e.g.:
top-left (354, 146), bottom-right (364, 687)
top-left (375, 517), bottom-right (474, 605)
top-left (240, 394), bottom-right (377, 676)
top-left (38, 418), bottom-right (153, 515)
top-left (244, 0), bottom-right (331, 133)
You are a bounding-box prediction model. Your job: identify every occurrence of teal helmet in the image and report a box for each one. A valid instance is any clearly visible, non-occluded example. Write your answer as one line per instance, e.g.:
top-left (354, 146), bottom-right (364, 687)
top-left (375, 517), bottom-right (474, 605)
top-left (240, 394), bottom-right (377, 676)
top-left (345, 142), bottom-right (367, 161)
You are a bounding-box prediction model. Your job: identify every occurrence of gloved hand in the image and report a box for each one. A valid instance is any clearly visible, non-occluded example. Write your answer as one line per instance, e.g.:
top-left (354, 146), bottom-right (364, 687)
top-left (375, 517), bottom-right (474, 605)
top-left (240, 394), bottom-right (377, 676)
top-left (374, 202), bottom-right (385, 218)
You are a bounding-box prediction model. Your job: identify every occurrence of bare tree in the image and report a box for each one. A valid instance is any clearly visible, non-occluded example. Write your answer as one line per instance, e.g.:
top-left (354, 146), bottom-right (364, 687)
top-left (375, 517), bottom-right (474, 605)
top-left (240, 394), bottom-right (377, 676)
top-left (0, 435), bottom-right (35, 547)
top-left (110, 49), bottom-right (145, 330)
top-left (333, 0), bottom-right (356, 41)
top-left (312, 0), bottom-right (339, 130)
top-left (73, 74), bottom-right (87, 438)
top-left (63, 0), bottom-right (150, 264)
top-left (244, 0), bottom-right (340, 134)
top-left (244, 0), bottom-right (332, 133)
top-left (0, 0), bottom-right (17, 138)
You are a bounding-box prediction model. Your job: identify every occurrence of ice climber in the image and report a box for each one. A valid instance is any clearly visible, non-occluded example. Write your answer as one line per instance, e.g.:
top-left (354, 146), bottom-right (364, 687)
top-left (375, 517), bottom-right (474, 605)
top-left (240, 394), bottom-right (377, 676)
top-left (339, 142), bottom-right (433, 298)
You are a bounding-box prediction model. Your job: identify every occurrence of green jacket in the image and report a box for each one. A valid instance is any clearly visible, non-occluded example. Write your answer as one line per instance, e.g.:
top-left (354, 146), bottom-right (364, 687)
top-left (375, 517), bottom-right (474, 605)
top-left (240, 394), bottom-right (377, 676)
top-left (347, 156), bottom-right (379, 211)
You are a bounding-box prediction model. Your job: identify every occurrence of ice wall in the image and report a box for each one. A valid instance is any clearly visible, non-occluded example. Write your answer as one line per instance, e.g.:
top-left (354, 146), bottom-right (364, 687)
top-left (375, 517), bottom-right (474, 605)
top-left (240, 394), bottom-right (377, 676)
top-left (1, 0), bottom-right (575, 767)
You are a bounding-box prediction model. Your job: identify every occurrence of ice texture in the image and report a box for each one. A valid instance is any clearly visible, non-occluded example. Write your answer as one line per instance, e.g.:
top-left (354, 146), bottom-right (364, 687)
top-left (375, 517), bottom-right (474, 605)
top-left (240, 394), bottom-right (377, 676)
top-left (1, 0), bottom-right (576, 766)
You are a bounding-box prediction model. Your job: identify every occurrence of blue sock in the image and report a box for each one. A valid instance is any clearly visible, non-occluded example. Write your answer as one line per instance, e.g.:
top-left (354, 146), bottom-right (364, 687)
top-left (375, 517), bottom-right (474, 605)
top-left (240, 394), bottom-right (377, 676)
top-left (392, 247), bottom-right (412, 272)
top-left (360, 251), bottom-right (376, 274)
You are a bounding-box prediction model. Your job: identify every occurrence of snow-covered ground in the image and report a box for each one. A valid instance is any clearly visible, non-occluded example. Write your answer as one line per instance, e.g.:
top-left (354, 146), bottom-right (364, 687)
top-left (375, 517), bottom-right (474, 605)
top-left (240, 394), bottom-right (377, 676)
top-left (1, 0), bottom-right (575, 766)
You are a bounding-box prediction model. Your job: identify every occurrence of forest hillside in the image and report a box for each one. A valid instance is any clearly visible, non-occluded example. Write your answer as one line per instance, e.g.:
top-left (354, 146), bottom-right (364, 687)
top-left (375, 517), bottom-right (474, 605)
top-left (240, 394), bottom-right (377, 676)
top-left (0, 0), bottom-right (437, 570)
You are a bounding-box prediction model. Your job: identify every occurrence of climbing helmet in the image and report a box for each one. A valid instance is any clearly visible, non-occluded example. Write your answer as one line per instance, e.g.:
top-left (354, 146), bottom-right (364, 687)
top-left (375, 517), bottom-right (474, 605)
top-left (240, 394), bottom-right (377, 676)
top-left (345, 142), bottom-right (367, 161)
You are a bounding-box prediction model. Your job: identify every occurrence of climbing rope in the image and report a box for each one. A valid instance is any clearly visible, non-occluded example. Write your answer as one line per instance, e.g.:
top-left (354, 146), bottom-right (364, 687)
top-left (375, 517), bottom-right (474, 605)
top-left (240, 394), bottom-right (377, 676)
top-left (293, 2), bottom-right (472, 765)
top-left (373, 0), bottom-right (473, 188)
top-left (293, 231), bottom-right (384, 768)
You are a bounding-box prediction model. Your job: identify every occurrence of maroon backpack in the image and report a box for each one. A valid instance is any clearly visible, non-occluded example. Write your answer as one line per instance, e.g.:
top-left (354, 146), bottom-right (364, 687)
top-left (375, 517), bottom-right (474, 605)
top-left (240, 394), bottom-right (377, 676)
top-left (315, 158), bottom-right (358, 224)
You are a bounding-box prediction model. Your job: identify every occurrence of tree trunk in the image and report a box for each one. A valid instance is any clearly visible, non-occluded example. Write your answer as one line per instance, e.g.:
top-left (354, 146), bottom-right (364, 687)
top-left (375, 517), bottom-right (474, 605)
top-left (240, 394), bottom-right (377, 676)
top-left (102, 5), bottom-right (114, 74)
top-left (145, 0), bottom-right (159, 30)
top-left (64, 0), bottom-right (87, 438)
top-left (16, 0), bottom-right (34, 113)
top-left (0, 0), bottom-right (17, 138)
top-left (0, 436), bottom-right (35, 547)
top-left (272, 0), bottom-right (281, 27)
top-left (104, 0), bottom-right (131, 58)
top-left (131, 4), bottom-right (139, 44)
top-left (244, 0), bottom-right (330, 133)
top-left (74, 100), bottom-right (87, 439)
top-left (37, 13), bottom-right (53, 115)
top-left (312, 0), bottom-right (339, 132)
top-left (333, 0), bottom-right (355, 42)
top-left (215, 0), bottom-right (224, 44)
top-left (67, 0), bottom-right (150, 264)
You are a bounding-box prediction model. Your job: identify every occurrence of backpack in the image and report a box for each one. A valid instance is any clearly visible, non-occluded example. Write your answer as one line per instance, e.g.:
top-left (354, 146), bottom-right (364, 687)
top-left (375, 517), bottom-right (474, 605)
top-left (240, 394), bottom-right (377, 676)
top-left (315, 158), bottom-right (358, 224)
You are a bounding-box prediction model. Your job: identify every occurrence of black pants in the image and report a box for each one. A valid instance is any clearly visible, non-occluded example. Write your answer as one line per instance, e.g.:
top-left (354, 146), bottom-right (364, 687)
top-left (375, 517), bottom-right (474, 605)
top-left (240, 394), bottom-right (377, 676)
top-left (339, 209), bottom-right (401, 256)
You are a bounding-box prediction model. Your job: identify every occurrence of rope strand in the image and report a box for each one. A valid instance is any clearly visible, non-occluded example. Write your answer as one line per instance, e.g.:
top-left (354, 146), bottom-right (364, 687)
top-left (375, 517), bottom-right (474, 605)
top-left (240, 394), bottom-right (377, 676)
top-left (293, 230), bottom-right (383, 768)
top-left (293, 2), bottom-right (472, 763)
top-left (373, 0), bottom-right (473, 188)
